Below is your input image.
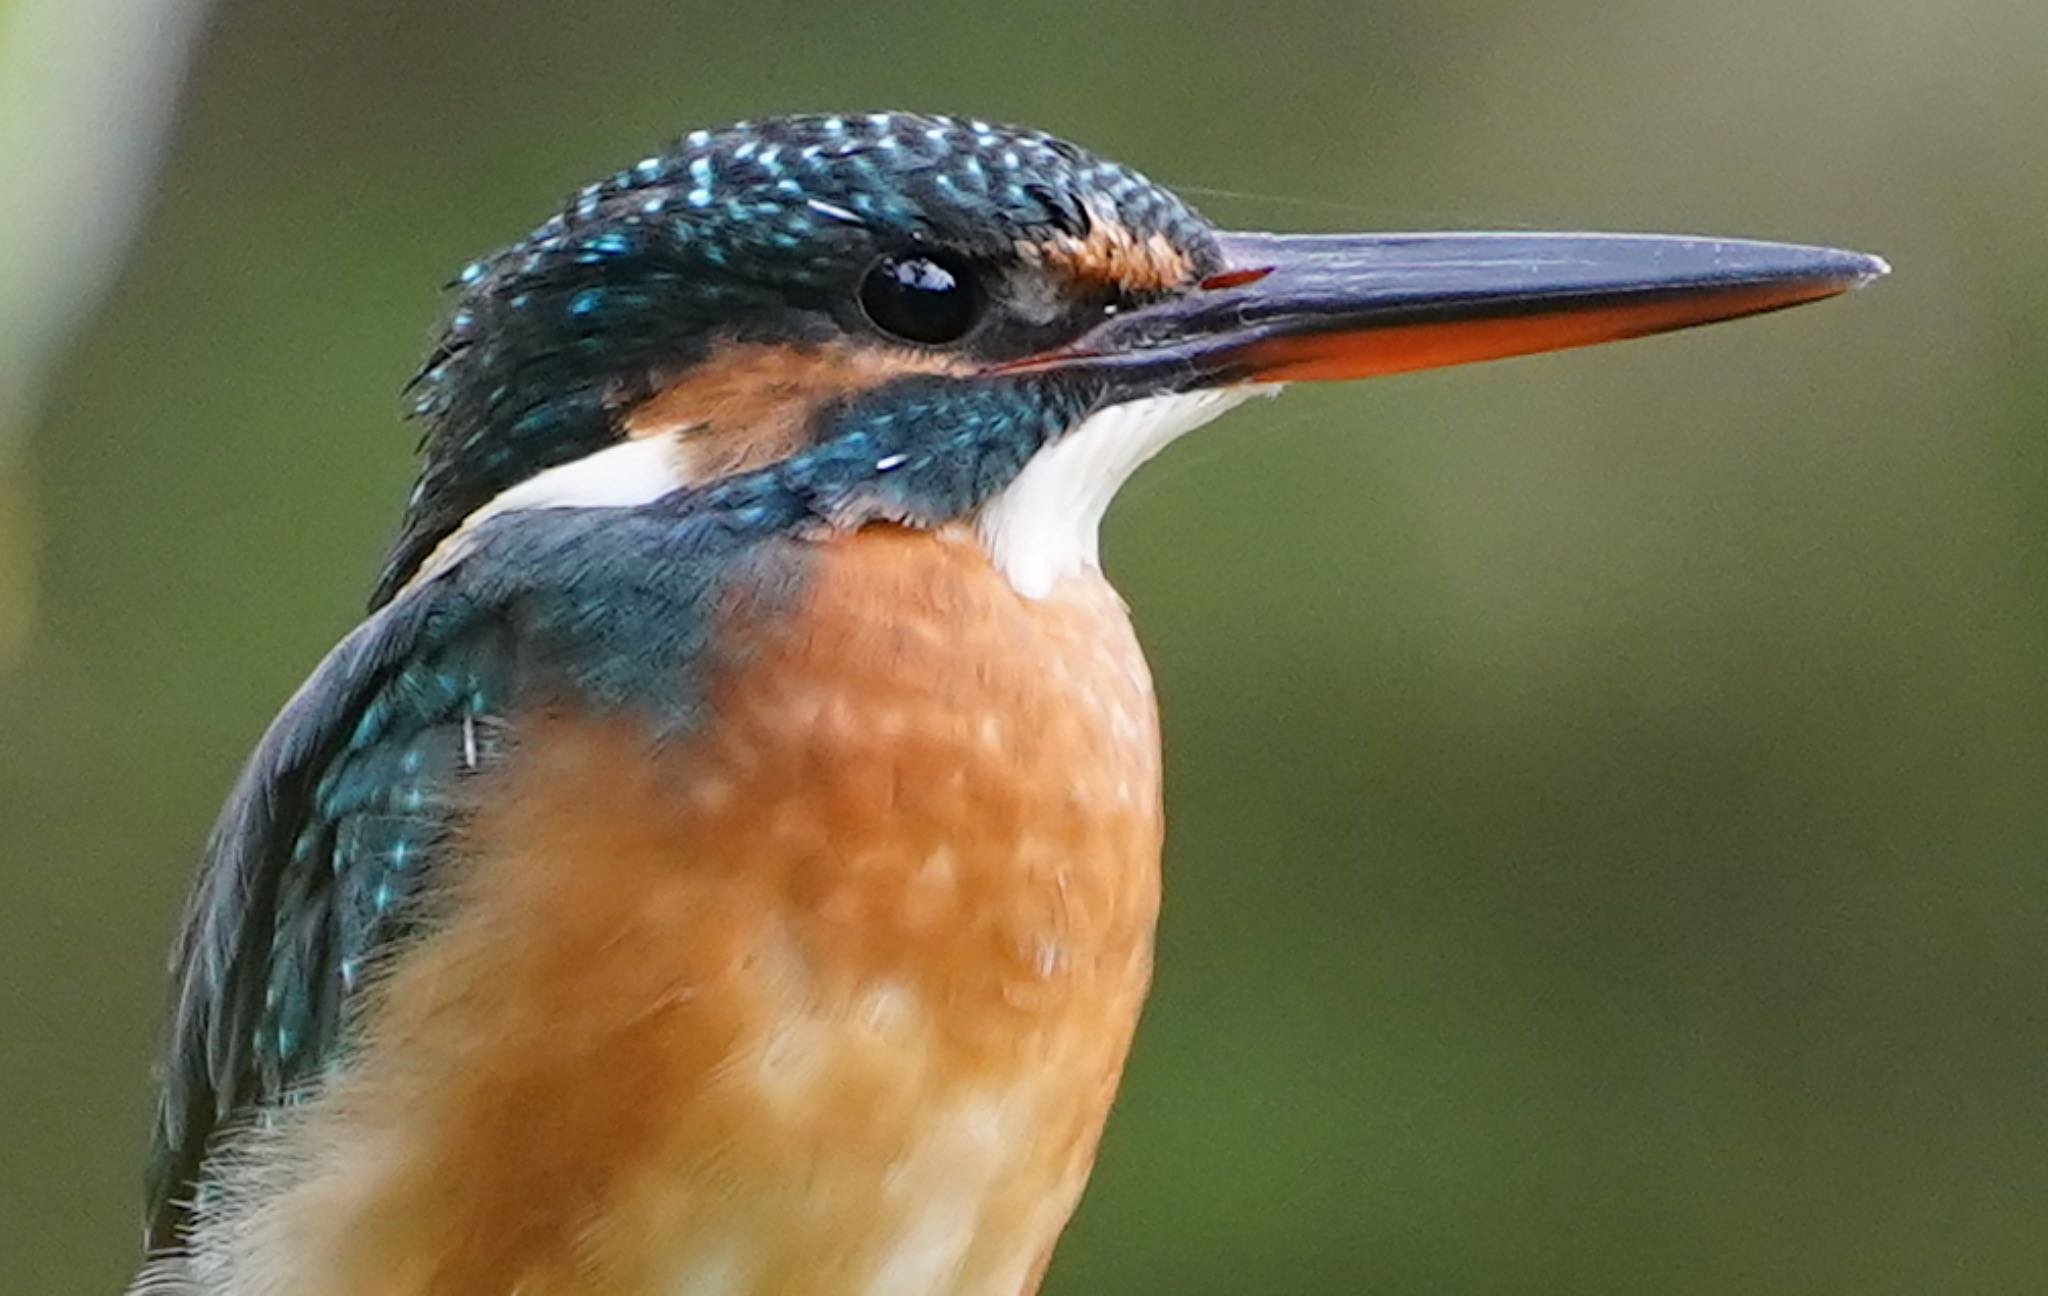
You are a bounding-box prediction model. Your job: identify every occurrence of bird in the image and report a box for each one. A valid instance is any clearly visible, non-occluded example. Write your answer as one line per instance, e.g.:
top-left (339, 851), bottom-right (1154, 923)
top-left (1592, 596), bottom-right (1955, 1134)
top-left (131, 111), bottom-right (1885, 1296)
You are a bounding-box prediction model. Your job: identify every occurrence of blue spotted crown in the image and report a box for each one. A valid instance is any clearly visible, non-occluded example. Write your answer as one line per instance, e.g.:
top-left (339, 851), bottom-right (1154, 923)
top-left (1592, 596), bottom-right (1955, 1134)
top-left (379, 113), bottom-right (1217, 605)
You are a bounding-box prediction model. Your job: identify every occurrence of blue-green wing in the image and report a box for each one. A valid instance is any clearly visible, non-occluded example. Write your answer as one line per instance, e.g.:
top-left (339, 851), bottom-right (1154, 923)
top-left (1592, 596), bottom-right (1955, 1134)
top-left (144, 577), bottom-right (516, 1252)
top-left (141, 494), bottom-right (790, 1260)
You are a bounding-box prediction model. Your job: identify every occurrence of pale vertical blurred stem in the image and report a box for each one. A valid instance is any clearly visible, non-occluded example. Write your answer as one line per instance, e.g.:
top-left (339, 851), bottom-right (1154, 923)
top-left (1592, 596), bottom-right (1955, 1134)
top-left (0, 0), bottom-right (209, 668)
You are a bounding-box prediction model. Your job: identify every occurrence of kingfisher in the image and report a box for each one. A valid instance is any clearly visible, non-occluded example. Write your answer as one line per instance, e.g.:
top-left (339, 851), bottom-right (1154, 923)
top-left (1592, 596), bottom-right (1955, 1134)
top-left (132, 112), bottom-right (1884, 1296)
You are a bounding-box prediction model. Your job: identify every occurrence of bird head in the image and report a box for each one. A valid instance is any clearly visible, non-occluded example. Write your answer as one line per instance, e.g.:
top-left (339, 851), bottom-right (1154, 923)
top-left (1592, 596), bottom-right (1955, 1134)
top-left (382, 111), bottom-right (1884, 604)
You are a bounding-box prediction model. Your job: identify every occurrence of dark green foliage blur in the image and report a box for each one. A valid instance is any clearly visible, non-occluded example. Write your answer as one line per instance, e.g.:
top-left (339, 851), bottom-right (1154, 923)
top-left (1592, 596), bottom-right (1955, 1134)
top-left (4, 0), bottom-right (2046, 1290)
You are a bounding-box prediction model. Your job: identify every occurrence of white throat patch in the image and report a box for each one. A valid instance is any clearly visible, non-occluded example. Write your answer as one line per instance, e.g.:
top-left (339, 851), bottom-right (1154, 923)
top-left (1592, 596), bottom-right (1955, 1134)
top-left (975, 386), bottom-right (1277, 598)
top-left (402, 386), bottom-right (1278, 603)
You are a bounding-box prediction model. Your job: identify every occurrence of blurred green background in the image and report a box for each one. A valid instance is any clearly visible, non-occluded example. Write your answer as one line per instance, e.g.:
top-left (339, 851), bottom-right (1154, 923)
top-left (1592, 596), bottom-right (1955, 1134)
top-left (4, 0), bottom-right (2046, 1291)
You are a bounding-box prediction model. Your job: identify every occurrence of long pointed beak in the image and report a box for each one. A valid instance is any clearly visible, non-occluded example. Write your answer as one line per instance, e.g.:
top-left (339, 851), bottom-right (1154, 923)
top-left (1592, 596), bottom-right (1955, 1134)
top-left (1016, 231), bottom-right (1887, 388)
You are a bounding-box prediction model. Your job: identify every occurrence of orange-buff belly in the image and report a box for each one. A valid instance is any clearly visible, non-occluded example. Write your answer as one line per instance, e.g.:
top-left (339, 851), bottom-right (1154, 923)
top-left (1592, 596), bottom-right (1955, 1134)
top-left (252, 524), bottom-right (1164, 1296)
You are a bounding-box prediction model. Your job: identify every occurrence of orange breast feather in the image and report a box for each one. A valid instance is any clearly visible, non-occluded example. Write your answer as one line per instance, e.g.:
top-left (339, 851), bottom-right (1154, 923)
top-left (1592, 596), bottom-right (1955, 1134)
top-left (266, 524), bottom-right (1164, 1296)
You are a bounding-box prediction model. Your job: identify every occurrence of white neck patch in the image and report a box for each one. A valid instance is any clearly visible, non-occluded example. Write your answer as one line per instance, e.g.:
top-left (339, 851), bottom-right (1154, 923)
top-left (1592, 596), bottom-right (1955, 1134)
top-left (406, 434), bottom-right (690, 588)
top-left (402, 386), bottom-right (1279, 602)
top-left (975, 386), bottom-right (1278, 598)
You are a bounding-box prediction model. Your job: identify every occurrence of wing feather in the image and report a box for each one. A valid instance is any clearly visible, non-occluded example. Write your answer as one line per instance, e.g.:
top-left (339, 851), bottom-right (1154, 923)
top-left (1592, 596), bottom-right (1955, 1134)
top-left (144, 579), bottom-right (513, 1253)
top-left (138, 495), bottom-right (788, 1267)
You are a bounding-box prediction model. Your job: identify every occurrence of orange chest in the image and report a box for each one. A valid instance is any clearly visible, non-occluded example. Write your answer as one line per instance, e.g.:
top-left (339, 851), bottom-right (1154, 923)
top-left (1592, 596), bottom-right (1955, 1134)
top-left (328, 525), bottom-right (1166, 1296)
top-left (691, 521), bottom-right (1168, 1030)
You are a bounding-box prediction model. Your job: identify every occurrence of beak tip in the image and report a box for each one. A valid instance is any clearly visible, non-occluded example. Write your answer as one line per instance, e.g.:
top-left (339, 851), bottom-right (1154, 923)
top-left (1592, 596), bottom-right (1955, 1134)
top-left (1812, 245), bottom-right (1889, 290)
top-left (1850, 251), bottom-right (1892, 285)
top-left (1747, 242), bottom-right (1889, 295)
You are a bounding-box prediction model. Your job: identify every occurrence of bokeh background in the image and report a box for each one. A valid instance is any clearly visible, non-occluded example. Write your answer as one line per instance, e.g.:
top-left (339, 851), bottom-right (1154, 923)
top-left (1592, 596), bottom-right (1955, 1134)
top-left (4, 0), bottom-right (2046, 1291)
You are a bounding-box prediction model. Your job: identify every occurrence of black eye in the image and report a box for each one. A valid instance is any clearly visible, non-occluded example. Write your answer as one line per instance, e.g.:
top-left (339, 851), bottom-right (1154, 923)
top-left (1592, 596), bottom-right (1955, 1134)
top-left (859, 253), bottom-right (982, 345)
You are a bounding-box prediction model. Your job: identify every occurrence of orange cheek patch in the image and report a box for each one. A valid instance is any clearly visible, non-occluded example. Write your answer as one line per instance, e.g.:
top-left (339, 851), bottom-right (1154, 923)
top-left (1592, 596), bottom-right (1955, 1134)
top-left (623, 340), bottom-right (970, 485)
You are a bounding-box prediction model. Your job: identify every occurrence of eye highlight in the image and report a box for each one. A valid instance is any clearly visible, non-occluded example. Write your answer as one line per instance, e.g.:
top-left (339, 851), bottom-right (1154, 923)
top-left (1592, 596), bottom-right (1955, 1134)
top-left (859, 252), bottom-right (982, 345)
